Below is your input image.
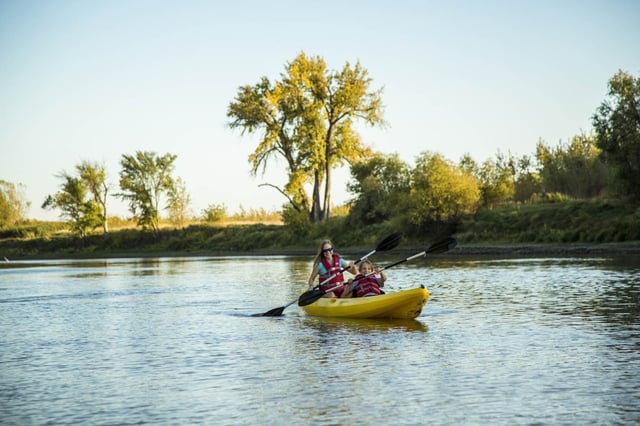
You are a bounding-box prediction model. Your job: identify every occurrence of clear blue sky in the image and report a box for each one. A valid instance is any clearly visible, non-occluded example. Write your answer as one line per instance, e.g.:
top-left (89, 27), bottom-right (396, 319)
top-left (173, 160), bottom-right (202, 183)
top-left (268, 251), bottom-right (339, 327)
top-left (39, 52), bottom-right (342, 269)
top-left (1, 0), bottom-right (639, 220)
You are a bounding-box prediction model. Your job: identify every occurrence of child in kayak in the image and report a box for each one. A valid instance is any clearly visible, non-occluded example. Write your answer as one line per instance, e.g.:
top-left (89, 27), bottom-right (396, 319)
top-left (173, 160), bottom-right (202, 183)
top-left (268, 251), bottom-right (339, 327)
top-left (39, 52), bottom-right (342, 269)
top-left (307, 239), bottom-right (357, 298)
top-left (342, 259), bottom-right (386, 298)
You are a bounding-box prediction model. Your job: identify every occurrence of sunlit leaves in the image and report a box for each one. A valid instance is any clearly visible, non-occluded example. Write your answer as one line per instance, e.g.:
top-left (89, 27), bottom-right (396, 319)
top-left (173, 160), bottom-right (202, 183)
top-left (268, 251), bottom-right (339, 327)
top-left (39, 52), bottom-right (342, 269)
top-left (166, 177), bottom-right (191, 228)
top-left (408, 152), bottom-right (481, 226)
top-left (41, 172), bottom-right (102, 237)
top-left (0, 180), bottom-right (30, 227)
top-left (118, 151), bottom-right (177, 233)
top-left (77, 161), bottom-right (109, 234)
top-left (536, 133), bottom-right (608, 199)
top-left (227, 52), bottom-right (385, 223)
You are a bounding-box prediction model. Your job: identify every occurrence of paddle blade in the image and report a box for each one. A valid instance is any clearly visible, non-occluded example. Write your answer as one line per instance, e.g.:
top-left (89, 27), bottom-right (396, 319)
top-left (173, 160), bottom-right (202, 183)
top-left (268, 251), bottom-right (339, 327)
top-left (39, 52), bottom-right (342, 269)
top-left (425, 237), bottom-right (457, 255)
top-left (252, 306), bottom-right (285, 317)
top-left (376, 232), bottom-right (403, 252)
top-left (297, 289), bottom-right (326, 307)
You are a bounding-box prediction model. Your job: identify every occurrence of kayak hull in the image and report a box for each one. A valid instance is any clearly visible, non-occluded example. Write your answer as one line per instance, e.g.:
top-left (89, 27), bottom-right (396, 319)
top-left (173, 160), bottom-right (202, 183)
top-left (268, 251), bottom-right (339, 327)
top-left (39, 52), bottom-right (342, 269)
top-left (300, 286), bottom-right (429, 319)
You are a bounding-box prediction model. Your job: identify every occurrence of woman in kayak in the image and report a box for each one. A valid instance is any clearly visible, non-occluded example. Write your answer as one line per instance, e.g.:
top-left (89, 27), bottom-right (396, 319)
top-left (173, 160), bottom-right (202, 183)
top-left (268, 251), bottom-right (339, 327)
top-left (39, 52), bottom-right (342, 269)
top-left (342, 259), bottom-right (386, 298)
top-left (307, 240), bottom-right (357, 298)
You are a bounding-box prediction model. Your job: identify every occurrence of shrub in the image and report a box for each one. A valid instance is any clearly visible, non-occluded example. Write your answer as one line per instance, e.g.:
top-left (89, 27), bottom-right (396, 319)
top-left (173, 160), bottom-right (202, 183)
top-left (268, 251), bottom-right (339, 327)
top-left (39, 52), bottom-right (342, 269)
top-left (202, 204), bottom-right (227, 223)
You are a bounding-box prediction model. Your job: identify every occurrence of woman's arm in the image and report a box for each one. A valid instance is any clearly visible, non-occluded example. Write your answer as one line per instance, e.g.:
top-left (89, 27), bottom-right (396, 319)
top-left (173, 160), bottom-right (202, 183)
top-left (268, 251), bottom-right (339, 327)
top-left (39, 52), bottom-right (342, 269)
top-left (347, 261), bottom-right (357, 275)
top-left (307, 265), bottom-right (318, 290)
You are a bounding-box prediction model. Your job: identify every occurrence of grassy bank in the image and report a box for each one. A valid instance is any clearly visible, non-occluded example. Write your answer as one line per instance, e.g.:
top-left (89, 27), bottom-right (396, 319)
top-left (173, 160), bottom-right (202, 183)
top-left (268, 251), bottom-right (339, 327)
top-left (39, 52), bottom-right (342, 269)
top-left (1, 200), bottom-right (639, 259)
top-left (457, 199), bottom-right (640, 243)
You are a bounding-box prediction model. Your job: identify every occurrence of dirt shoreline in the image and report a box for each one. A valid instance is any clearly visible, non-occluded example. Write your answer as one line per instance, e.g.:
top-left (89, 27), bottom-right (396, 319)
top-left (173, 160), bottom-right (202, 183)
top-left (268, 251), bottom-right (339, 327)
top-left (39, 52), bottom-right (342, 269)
top-left (337, 242), bottom-right (640, 258)
top-left (438, 242), bottom-right (640, 256)
top-left (4, 241), bottom-right (640, 261)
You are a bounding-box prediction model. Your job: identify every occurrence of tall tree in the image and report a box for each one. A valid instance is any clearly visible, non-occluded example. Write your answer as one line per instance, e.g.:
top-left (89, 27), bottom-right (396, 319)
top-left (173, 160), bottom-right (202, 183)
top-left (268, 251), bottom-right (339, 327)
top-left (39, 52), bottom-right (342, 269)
top-left (227, 52), bottom-right (385, 223)
top-left (42, 173), bottom-right (102, 237)
top-left (77, 161), bottom-right (110, 235)
top-left (592, 70), bottom-right (640, 199)
top-left (42, 162), bottom-right (110, 237)
top-left (0, 180), bottom-right (30, 227)
top-left (118, 151), bottom-right (177, 233)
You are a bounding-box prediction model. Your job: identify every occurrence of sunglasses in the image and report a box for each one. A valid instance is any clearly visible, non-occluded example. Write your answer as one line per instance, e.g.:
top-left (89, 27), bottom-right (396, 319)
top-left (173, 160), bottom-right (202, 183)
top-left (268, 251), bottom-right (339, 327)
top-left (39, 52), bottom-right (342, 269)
top-left (322, 247), bottom-right (334, 253)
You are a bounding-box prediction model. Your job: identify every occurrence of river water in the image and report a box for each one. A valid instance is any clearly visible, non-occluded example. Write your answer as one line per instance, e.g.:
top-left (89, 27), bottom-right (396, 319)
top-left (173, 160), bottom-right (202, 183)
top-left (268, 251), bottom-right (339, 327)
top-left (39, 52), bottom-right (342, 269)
top-left (1, 254), bottom-right (639, 425)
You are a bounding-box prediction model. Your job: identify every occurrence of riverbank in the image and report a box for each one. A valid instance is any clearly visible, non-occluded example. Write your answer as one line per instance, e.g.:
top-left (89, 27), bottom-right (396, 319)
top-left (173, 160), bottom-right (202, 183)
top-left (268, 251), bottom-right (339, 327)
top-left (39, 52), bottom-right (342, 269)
top-left (442, 241), bottom-right (640, 257)
top-left (3, 241), bottom-right (640, 262)
top-left (2, 199), bottom-right (639, 260)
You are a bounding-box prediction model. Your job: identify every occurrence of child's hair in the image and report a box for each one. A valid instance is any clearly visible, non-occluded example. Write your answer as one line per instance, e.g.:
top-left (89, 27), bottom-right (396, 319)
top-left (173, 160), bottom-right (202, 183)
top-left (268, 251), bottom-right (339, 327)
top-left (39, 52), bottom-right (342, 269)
top-left (359, 259), bottom-right (373, 272)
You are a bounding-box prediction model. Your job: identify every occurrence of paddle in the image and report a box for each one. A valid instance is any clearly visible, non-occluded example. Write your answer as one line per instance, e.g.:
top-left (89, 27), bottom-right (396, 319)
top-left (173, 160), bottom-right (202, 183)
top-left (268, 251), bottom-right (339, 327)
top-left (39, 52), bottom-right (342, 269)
top-left (297, 236), bottom-right (457, 307)
top-left (253, 232), bottom-right (403, 317)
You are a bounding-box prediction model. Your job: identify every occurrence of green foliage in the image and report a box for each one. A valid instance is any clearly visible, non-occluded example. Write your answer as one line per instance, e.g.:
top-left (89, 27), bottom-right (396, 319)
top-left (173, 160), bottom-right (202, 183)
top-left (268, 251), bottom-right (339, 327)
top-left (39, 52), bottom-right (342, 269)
top-left (347, 153), bottom-right (411, 225)
top-left (202, 204), bottom-right (228, 223)
top-left (592, 70), bottom-right (640, 200)
top-left (0, 180), bottom-right (30, 227)
top-left (461, 151), bottom-right (544, 205)
top-left (2, 199), bottom-right (640, 259)
top-left (41, 172), bottom-right (102, 237)
top-left (460, 152), bottom-right (515, 208)
top-left (529, 192), bottom-right (572, 204)
top-left (512, 155), bottom-right (542, 203)
top-left (536, 133), bottom-right (608, 199)
top-left (118, 151), bottom-right (177, 233)
top-left (458, 199), bottom-right (640, 243)
top-left (166, 177), bottom-right (191, 228)
top-left (77, 161), bottom-right (110, 234)
top-left (0, 221), bottom-right (65, 239)
top-left (407, 152), bottom-right (481, 232)
top-left (227, 52), bottom-right (385, 223)
top-left (281, 204), bottom-right (311, 236)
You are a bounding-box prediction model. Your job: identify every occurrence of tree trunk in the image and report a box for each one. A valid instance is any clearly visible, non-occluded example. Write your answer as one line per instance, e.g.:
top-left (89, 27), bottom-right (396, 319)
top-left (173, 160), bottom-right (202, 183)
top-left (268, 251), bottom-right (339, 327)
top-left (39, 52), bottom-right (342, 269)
top-left (322, 158), bottom-right (331, 221)
top-left (320, 126), bottom-right (334, 221)
top-left (102, 204), bottom-right (109, 239)
top-left (101, 184), bottom-right (109, 238)
top-left (310, 170), bottom-right (322, 223)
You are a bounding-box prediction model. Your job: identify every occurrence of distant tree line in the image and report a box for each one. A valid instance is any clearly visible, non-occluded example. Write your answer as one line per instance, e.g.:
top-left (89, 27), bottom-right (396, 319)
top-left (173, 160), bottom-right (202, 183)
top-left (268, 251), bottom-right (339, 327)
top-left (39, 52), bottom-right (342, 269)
top-left (1, 62), bottom-right (638, 239)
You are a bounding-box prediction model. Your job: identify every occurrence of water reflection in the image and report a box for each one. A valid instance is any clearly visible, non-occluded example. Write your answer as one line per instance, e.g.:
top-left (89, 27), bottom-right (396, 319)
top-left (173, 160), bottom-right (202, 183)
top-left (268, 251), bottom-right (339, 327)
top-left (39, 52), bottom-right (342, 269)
top-left (301, 316), bottom-right (429, 333)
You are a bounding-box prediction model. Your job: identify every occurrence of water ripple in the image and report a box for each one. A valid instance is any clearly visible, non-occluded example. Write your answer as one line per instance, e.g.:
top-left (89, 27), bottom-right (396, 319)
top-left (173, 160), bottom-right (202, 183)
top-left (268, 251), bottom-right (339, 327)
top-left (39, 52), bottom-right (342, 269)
top-left (1, 256), bottom-right (639, 424)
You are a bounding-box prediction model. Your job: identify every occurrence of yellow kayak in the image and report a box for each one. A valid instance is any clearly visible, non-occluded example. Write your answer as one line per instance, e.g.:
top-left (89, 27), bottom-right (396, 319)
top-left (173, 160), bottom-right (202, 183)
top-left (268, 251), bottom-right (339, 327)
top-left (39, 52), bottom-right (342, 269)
top-left (300, 286), bottom-right (429, 319)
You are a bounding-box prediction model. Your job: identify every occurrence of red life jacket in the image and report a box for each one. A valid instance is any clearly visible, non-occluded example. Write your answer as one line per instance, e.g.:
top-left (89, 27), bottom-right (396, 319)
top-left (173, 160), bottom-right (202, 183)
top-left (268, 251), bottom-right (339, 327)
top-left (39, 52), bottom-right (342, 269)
top-left (353, 274), bottom-right (382, 297)
top-left (319, 255), bottom-right (344, 293)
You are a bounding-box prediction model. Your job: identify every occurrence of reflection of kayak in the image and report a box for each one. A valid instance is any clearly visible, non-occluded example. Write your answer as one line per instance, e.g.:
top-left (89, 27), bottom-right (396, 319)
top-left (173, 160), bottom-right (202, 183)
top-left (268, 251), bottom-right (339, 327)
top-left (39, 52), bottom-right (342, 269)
top-left (303, 316), bottom-right (429, 332)
top-left (300, 286), bottom-right (429, 319)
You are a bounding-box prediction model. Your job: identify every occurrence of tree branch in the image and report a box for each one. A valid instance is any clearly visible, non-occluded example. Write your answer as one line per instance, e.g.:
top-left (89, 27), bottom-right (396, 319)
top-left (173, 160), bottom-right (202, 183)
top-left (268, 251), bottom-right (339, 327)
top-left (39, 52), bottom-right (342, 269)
top-left (258, 183), bottom-right (301, 212)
